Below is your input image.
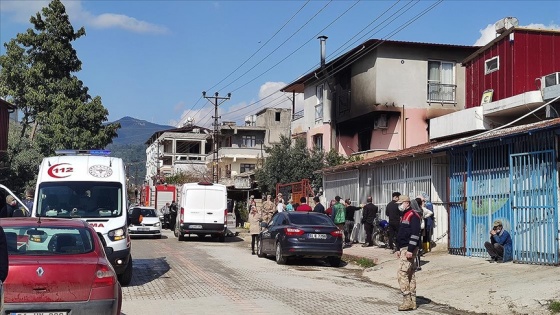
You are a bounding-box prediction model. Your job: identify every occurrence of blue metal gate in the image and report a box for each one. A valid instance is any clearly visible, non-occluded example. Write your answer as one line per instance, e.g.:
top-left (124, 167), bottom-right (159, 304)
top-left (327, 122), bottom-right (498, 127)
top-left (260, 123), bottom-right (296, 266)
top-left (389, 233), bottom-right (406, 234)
top-left (449, 151), bottom-right (467, 255)
top-left (510, 150), bottom-right (559, 265)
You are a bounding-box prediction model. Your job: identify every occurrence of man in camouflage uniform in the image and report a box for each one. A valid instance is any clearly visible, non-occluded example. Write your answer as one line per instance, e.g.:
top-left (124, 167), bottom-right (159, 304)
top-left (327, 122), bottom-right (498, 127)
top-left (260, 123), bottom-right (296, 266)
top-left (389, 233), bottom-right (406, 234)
top-left (261, 194), bottom-right (275, 223)
top-left (395, 195), bottom-right (422, 311)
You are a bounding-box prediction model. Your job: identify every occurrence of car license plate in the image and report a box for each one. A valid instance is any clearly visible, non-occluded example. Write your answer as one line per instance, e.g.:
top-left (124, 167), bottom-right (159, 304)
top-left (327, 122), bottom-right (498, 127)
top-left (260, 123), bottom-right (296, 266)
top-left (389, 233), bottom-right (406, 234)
top-left (308, 233), bottom-right (327, 239)
top-left (138, 227), bottom-right (150, 231)
top-left (188, 225), bottom-right (203, 229)
top-left (11, 312), bottom-right (68, 315)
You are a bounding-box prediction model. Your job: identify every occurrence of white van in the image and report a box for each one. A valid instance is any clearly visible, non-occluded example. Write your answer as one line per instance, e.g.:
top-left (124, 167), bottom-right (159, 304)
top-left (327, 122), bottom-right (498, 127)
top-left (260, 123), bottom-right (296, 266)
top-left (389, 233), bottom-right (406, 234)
top-left (31, 150), bottom-right (135, 285)
top-left (175, 182), bottom-right (228, 242)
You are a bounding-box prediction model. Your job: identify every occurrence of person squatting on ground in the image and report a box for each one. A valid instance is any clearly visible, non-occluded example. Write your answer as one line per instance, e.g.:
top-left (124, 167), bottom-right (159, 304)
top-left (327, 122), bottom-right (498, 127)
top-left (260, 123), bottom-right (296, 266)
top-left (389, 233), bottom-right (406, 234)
top-left (248, 205), bottom-right (262, 255)
top-left (361, 197), bottom-right (378, 247)
top-left (395, 195), bottom-right (422, 311)
top-left (261, 195), bottom-right (275, 223)
top-left (343, 199), bottom-right (361, 247)
top-left (484, 220), bottom-right (513, 263)
top-left (331, 196), bottom-right (346, 231)
top-left (386, 192), bottom-right (402, 253)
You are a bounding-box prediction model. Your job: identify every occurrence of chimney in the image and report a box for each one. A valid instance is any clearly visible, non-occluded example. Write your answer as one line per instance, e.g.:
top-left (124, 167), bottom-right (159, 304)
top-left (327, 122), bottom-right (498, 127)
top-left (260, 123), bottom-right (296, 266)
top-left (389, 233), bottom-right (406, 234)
top-left (318, 35), bottom-right (328, 68)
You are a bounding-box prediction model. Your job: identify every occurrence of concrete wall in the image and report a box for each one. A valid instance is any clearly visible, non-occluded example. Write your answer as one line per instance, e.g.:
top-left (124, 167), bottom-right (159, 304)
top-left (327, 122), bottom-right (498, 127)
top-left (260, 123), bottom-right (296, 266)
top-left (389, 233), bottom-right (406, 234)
top-left (255, 108), bottom-right (292, 144)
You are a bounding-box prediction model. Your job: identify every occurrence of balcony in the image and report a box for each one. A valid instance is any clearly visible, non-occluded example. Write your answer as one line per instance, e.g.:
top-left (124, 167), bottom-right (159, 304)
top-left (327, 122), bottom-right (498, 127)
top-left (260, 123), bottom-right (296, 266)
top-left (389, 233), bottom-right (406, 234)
top-left (427, 82), bottom-right (456, 104)
top-left (292, 110), bottom-right (304, 121)
top-left (208, 146), bottom-right (265, 160)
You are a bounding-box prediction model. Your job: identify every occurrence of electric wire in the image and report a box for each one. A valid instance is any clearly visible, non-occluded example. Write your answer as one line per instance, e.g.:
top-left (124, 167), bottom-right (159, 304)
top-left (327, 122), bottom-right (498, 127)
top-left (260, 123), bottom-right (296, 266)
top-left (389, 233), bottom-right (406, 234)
top-left (217, 0), bottom-right (333, 92)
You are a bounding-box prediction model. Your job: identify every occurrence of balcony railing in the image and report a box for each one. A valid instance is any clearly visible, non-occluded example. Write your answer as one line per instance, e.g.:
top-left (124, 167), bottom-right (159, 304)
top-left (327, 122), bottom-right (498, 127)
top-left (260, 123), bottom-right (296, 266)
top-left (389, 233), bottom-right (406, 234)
top-left (428, 82), bottom-right (456, 103)
top-left (292, 110), bottom-right (304, 121)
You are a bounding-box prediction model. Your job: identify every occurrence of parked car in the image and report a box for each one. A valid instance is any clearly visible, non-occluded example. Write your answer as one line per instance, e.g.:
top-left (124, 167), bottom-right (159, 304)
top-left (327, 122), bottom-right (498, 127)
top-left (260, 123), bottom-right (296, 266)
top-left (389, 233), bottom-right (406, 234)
top-left (1, 217), bottom-right (122, 315)
top-left (257, 212), bottom-right (343, 266)
top-left (128, 206), bottom-right (162, 238)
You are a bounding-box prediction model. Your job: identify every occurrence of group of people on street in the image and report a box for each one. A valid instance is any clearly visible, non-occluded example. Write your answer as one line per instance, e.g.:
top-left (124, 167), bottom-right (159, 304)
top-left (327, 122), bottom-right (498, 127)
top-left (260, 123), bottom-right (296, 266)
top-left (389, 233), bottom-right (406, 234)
top-left (0, 188), bottom-right (34, 218)
top-left (159, 200), bottom-right (178, 231)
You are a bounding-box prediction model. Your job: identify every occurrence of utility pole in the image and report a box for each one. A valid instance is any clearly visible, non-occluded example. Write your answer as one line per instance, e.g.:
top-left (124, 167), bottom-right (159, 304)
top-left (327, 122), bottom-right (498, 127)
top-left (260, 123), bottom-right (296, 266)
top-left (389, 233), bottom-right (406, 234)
top-left (203, 91), bottom-right (231, 183)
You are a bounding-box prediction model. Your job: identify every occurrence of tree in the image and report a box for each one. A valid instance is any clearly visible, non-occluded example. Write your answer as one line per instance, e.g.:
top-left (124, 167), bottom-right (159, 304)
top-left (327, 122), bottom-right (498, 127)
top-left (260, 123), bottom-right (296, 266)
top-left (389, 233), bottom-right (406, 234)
top-left (255, 136), bottom-right (363, 195)
top-left (1, 122), bottom-right (44, 194)
top-left (0, 0), bottom-right (119, 154)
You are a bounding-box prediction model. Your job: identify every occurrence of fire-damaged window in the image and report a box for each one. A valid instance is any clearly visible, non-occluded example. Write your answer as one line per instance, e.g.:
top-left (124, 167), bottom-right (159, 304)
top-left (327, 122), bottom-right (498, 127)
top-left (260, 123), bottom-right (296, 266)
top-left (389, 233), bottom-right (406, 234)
top-left (358, 128), bottom-right (372, 152)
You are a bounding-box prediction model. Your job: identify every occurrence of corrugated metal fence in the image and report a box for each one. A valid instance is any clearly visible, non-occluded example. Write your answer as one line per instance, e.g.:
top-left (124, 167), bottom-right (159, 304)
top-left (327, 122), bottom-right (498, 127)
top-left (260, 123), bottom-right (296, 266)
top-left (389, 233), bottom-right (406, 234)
top-left (448, 131), bottom-right (559, 265)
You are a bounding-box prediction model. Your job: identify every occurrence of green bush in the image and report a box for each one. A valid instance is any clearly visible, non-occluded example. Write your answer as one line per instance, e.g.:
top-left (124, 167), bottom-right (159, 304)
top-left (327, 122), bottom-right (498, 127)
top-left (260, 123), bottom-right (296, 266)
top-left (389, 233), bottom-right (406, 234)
top-left (549, 301), bottom-right (560, 314)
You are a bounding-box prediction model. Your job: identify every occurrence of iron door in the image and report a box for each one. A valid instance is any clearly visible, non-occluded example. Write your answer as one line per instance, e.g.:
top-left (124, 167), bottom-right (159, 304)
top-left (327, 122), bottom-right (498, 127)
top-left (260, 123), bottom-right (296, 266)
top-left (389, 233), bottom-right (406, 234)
top-left (510, 150), bottom-right (558, 265)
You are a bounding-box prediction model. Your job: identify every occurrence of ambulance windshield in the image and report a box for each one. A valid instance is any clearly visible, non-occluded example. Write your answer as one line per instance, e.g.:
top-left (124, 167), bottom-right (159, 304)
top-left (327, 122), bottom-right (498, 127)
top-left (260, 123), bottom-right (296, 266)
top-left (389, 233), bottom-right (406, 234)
top-left (36, 181), bottom-right (123, 218)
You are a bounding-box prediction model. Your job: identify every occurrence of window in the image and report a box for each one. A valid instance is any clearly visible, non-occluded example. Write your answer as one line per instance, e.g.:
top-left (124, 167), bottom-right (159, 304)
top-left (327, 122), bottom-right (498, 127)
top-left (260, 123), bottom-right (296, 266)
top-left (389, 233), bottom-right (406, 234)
top-left (315, 84), bottom-right (324, 123)
top-left (485, 56), bottom-right (499, 74)
top-left (275, 112), bottom-right (281, 122)
top-left (358, 129), bottom-right (372, 152)
top-left (240, 163), bottom-right (255, 173)
top-left (241, 135), bottom-right (256, 147)
top-left (313, 134), bottom-right (323, 149)
top-left (428, 61), bottom-right (456, 102)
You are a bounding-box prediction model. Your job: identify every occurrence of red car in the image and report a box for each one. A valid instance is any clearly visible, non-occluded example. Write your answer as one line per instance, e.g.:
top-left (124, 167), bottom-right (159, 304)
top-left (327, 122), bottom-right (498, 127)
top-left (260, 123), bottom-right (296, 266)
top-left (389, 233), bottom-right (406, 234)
top-left (1, 217), bottom-right (122, 315)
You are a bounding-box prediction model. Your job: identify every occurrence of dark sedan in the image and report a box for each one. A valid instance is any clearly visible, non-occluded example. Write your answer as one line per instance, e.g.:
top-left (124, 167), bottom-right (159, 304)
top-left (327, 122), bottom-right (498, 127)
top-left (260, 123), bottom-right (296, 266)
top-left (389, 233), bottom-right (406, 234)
top-left (257, 212), bottom-right (343, 266)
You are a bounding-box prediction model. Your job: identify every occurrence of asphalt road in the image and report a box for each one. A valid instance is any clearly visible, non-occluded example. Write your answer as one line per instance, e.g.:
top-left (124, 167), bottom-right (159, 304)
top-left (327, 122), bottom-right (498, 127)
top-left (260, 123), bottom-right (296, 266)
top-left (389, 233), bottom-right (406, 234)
top-left (121, 229), bottom-right (464, 315)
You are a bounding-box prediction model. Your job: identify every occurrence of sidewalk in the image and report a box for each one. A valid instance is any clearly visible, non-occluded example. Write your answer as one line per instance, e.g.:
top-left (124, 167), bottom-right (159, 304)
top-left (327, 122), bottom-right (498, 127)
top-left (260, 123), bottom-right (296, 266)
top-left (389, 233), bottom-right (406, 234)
top-left (343, 244), bottom-right (558, 315)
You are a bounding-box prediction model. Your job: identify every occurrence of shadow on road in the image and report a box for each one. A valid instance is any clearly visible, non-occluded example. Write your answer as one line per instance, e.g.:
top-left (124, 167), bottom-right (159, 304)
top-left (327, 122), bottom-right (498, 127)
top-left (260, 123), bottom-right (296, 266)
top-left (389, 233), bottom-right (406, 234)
top-left (128, 257), bottom-right (170, 286)
top-left (178, 235), bottom-right (244, 243)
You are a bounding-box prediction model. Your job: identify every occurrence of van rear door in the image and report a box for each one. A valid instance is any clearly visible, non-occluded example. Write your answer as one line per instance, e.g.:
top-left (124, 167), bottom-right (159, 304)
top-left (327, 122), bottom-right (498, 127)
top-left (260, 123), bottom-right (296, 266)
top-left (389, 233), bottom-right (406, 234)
top-left (203, 188), bottom-right (226, 224)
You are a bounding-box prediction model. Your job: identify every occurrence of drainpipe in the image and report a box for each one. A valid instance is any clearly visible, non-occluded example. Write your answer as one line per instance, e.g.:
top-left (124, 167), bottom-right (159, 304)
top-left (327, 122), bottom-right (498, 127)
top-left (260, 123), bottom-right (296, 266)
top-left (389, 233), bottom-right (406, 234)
top-left (401, 105), bottom-right (406, 150)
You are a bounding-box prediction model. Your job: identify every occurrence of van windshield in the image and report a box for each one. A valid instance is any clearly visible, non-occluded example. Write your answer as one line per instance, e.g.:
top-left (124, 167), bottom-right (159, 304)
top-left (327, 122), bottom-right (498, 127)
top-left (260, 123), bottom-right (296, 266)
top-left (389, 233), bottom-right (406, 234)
top-left (36, 181), bottom-right (123, 218)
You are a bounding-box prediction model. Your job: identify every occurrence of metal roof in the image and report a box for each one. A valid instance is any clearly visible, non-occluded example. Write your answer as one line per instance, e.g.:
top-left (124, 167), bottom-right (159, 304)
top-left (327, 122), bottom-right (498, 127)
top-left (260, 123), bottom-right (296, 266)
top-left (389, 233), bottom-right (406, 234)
top-left (322, 118), bottom-right (560, 174)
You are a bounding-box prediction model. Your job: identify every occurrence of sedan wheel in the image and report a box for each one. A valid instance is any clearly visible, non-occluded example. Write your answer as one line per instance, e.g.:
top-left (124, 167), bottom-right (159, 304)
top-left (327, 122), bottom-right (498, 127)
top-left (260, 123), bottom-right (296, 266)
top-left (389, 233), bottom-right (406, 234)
top-left (257, 238), bottom-right (266, 258)
top-left (275, 242), bottom-right (287, 265)
top-left (328, 256), bottom-right (342, 267)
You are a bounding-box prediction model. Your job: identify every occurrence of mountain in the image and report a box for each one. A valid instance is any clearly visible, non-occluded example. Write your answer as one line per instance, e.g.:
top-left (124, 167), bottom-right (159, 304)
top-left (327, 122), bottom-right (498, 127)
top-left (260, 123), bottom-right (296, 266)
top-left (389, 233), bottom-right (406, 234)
top-left (105, 117), bottom-right (174, 186)
top-left (109, 116), bottom-right (174, 145)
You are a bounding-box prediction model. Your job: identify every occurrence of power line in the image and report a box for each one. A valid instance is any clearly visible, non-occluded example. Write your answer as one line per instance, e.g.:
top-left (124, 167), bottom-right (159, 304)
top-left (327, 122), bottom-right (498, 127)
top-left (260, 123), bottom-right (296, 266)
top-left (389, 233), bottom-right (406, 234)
top-left (218, 1), bottom-right (334, 92)
top-left (176, 1), bottom-right (310, 128)
top-left (230, 1), bottom-right (361, 93)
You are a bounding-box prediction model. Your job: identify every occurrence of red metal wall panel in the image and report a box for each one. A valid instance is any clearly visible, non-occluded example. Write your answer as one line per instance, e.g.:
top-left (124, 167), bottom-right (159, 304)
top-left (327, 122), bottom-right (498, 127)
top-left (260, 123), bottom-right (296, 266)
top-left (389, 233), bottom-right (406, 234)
top-left (465, 30), bottom-right (560, 108)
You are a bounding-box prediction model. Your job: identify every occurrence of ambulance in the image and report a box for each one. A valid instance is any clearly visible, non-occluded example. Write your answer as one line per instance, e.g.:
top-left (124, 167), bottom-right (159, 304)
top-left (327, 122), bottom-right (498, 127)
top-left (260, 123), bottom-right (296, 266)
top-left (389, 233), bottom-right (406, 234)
top-left (31, 150), bottom-right (136, 285)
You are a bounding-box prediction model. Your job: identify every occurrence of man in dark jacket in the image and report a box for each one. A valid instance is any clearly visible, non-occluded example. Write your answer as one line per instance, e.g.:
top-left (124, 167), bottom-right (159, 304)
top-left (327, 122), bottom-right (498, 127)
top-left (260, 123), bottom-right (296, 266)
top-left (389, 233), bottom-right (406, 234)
top-left (169, 200), bottom-right (178, 231)
top-left (312, 197), bottom-right (325, 214)
top-left (361, 197), bottom-right (378, 247)
top-left (344, 199), bottom-right (361, 246)
top-left (395, 195), bottom-right (422, 311)
top-left (386, 191), bottom-right (401, 252)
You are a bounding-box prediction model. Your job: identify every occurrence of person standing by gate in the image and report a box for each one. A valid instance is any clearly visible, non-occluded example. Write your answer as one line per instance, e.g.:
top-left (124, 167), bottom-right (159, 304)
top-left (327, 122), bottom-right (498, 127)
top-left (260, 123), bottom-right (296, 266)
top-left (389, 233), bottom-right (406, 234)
top-left (386, 192), bottom-right (401, 253)
top-left (261, 195), bottom-right (275, 223)
top-left (332, 196), bottom-right (346, 231)
top-left (343, 199), bottom-right (361, 247)
top-left (395, 195), bottom-right (422, 311)
top-left (361, 196), bottom-right (378, 247)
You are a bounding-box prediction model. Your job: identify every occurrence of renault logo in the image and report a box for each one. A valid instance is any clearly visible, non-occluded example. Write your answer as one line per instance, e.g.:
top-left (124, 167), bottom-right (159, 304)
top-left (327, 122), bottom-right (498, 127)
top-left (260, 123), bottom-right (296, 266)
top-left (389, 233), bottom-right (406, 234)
top-left (36, 267), bottom-right (44, 277)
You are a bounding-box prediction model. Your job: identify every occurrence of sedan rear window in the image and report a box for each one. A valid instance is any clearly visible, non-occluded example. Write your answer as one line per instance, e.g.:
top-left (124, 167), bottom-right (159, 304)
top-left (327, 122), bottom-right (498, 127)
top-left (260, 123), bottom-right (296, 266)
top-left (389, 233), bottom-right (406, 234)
top-left (130, 208), bottom-right (157, 217)
top-left (288, 214), bottom-right (335, 226)
top-left (4, 226), bottom-right (94, 255)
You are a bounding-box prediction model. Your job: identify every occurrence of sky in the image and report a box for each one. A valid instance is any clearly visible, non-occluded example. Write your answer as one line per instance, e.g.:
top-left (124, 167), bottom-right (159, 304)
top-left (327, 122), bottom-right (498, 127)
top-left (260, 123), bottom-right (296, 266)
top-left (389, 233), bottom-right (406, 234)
top-left (1, 0), bottom-right (559, 129)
